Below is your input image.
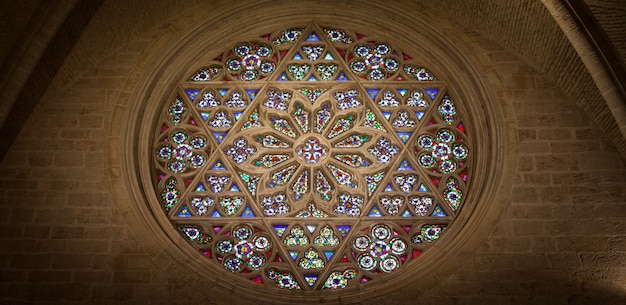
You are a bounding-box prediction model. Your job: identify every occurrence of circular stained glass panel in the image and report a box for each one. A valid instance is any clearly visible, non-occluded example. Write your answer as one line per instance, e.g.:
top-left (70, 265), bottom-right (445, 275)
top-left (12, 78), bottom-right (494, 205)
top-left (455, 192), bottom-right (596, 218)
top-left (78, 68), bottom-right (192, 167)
top-left (153, 23), bottom-right (470, 291)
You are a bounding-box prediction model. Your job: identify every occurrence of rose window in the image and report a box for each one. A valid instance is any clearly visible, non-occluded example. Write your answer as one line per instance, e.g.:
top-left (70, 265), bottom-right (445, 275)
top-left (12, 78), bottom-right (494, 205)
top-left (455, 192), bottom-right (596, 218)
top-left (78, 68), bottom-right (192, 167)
top-left (153, 24), bottom-right (470, 291)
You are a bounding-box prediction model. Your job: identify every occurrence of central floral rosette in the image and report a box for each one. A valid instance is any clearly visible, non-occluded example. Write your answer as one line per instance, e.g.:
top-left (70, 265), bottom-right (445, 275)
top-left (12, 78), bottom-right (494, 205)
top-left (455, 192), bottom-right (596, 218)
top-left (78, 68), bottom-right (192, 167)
top-left (296, 137), bottom-right (329, 164)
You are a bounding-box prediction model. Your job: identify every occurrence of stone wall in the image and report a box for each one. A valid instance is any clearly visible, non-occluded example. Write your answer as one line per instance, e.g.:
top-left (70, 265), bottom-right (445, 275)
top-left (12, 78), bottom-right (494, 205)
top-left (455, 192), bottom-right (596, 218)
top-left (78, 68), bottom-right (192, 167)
top-left (0, 1), bottom-right (624, 304)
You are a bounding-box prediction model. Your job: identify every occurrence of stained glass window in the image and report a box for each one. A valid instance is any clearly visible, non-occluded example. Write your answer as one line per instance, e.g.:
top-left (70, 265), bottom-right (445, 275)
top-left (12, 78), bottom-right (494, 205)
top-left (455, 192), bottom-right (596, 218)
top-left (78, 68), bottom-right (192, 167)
top-left (153, 24), bottom-right (470, 290)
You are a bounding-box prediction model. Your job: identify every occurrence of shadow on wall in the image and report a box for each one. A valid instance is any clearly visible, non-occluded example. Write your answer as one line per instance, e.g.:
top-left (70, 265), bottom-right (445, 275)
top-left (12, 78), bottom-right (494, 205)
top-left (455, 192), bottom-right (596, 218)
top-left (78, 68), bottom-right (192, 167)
top-left (394, 267), bottom-right (626, 305)
top-left (565, 283), bottom-right (626, 305)
top-left (487, 274), bottom-right (625, 305)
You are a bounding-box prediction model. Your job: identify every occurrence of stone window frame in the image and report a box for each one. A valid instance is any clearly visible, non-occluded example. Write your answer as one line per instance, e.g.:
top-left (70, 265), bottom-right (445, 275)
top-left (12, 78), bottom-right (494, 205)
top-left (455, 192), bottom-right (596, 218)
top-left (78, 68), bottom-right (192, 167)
top-left (109, 6), bottom-right (517, 304)
top-left (152, 22), bottom-right (473, 291)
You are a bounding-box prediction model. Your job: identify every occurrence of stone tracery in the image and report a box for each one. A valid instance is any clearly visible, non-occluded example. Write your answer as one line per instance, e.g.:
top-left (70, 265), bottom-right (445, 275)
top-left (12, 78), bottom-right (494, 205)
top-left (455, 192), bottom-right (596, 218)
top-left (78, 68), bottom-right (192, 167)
top-left (152, 23), bottom-right (471, 290)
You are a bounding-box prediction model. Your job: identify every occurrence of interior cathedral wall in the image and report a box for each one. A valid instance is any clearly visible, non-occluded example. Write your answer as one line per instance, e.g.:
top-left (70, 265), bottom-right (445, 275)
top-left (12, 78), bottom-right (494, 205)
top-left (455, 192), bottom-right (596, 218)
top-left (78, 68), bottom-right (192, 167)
top-left (0, 1), bottom-right (625, 304)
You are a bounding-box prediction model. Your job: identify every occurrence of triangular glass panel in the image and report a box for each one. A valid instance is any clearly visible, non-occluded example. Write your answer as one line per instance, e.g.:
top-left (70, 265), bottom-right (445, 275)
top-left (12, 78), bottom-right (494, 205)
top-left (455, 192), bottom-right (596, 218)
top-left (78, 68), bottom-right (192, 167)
top-left (251, 276), bottom-right (263, 284)
top-left (360, 276), bottom-right (372, 283)
top-left (273, 224), bottom-right (288, 237)
top-left (304, 274), bottom-right (318, 287)
top-left (382, 112), bottom-right (392, 120)
top-left (431, 205), bottom-right (447, 217)
top-left (402, 225), bottom-right (412, 233)
top-left (186, 89), bottom-right (200, 101)
top-left (430, 176), bottom-right (440, 186)
top-left (213, 132), bottom-right (227, 143)
top-left (195, 183), bottom-right (206, 192)
top-left (323, 251), bottom-right (334, 260)
top-left (368, 206), bottom-right (382, 217)
top-left (293, 52), bottom-right (303, 60)
top-left (212, 159), bottom-right (226, 170)
top-left (289, 251), bottom-right (299, 260)
top-left (241, 206), bottom-right (255, 218)
top-left (401, 210), bottom-right (413, 217)
top-left (213, 226), bottom-right (222, 233)
top-left (416, 112), bottom-right (425, 120)
top-left (384, 184), bottom-right (394, 192)
top-left (410, 250), bottom-right (422, 259)
top-left (233, 112), bottom-right (242, 121)
top-left (366, 88), bottom-right (380, 100)
top-left (397, 89), bottom-right (408, 96)
top-left (397, 159), bottom-right (412, 170)
top-left (218, 89), bottom-right (228, 96)
top-left (336, 72), bottom-right (349, 81)
top-left (306, 225), bottom-right (317, 233)
top-left (418, 184), bottom-right (429, 192)
top-left (324, 53), bottom-right (334, 60)
top-left (425, 88), bottom-right (439, 100)
top-left (457, 122), bottom-right (465, 133)
top-left (278, 73), bottom-right (289, 81)
top-left (396, 132), bottom-right (412, 143)
top-left (210, 210), bottom-right (222, 218)
top-left (200, 112), bottom-right (210, 121)
top-left (245, 89), bottom-right (258, 100)
top-left (308, 75), bottom-right (317, 82)
top-left (177, 205), bottom-right (192, 217)
top-left (340, 254), bottom-right (349, 262)
top-left (230, 184), bottom-right (240, 192)
top-left (336, 225), bottom-right (350, 237)
top-left (307, 32), bottom-right (320, 41)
